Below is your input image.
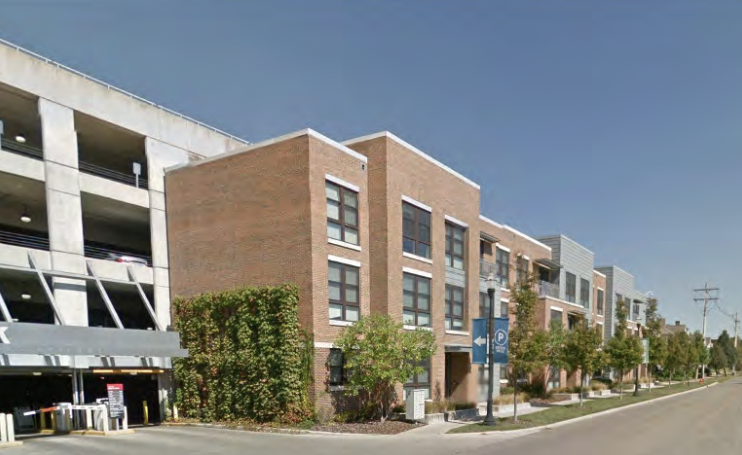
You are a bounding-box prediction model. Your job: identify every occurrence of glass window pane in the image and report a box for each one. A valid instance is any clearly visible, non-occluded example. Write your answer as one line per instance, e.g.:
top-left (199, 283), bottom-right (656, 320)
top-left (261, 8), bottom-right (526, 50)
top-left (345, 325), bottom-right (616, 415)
top-left (344, 191), bottom-right (357, 208)
top-left (501, 303), bottom-right (509, 317)
top-left (445, 238), bottom-right (451, 252)
top-left (403, 203), bottom-right (415, 220)
top-left (421, 387), bottom-right (431, 400)
top-left (325, 182), bottom-right (340, 201)
top-left (419, 224), bottom-right (431, 242)
top-left (418, 279), bottom-right (430, 296)
top-left (345, 207), bottom-right (358, 226)
top-left (329, 303), bottom-right (343, 320)
top-left (445, 253), bottom-right (452, 266)
top-left (346, 306), bottom-right (359, 322)
top-left (417, 367), bottom-right (429, 384)
top-left (454, 302), bottom-right (463, 316)
top-left (403, 311), bottom-right (416, 325)
top-left (419, 210), bottom-right (430, 225)
top-left (404, 275), bottom-right (415, 291)
top-left (453, 257), bottom-right (464, 270)
top-left (453, 319), bottom-right (463, 330)
top-left (328, 222), bottom-right (342, 240)
top-left (453, 288), bottom-right (463, 302)
top-left (403, 218), bottom-right (415, 238)
top-left (404, 292), bottom-right (415, 308)
top-left (329, 282), bottom-right (342, 301)
top-left (345, 268), bottom-right (359, 286)
top-left (344, 228), bottom-right (359, 245)
top-left (327, 201), bottom-right (340, 220)
top-left (403, 239), bottom-right (416, 254)
top-left (346, 287), bottom-right (358, 303)
top-left (328, 263), bottom-right (342, 282)
top-left (453, 228), bottom-right (464, 241)
top-left (445, 318), bottom-right (451, 330)
top-left (417, 312), bottom-right (430, 327)
top-left (417, 295), bottom-right (430, 310)
top-left (453, 242), bottom-right (463, 255)
top-left (417, 243), bottom-right (431, 259)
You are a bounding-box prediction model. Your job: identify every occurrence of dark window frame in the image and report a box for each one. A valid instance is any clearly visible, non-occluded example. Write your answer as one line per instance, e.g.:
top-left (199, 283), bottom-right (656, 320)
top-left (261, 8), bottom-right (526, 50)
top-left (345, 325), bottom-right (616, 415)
top-left (329, 348), bottom-right (346, 386)
top-left (479, 292), bottom-right (489, 317)
top-left (580, 278), bottom-right (590, 307)
top-left (328, 261), bottom-right (360, 322)
top-left (402, 202), bottom-right (431, 258)
top-left (597, 289), bottom-right (605, 316)
top-left (500, 299), bottom-right (510, 318)
top-left (496, 248), bottom-right (510, 287)
top-left (445, 284), bottom-right (465, 330)
top-left (565, 272), bottom-right (577, 303)
top-left (403, 273), bottom-right (431, 327)
top-left (326, 181), bottom-right (359, 245)
top-left (516, 256), bottom-right (529, 285)
top-left (405, 358), bottom-right (431, 392)
top-left (445, 223), bottom-right (466, 269)
top-left (550, 309), bottom-right (563, 323)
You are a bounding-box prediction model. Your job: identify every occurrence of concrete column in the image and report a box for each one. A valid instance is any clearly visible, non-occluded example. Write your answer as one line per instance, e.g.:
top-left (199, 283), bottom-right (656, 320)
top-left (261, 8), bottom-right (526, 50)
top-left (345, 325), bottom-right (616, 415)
top-left (157, 372), bottom-right (175, 421)
top-left (145, 138), bottom-right (190, 330)
top-left (39, 98), bottom-right (88, 326)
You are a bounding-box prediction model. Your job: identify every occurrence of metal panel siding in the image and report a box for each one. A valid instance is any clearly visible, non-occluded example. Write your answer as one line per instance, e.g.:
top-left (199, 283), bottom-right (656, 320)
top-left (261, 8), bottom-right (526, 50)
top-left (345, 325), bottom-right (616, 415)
top-left (446, 267), bottom-right (466, 288)
top-left (597, 267), bottom-right (615, 340)
top-left (597, 266), bottom-right (636, 339)
top-left (540, 236), bottom-right (594, 319)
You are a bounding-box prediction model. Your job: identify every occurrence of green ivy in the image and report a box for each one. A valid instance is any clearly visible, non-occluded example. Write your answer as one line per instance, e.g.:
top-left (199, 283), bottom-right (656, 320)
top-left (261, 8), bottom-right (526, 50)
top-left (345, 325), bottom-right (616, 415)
top-left (172, 284), bottom-right (313, 423)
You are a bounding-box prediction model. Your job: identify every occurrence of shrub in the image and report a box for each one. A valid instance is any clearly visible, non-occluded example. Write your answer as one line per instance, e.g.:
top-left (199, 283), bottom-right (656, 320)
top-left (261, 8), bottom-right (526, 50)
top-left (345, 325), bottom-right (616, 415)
top-left (173, 285), bottom-right (313, 423)
top-left (590, 382), bottom-right (607, 391)
top-left (493, 393), bottom-right (530, 405)
top-left (500, 386), bottom-right (515, 395)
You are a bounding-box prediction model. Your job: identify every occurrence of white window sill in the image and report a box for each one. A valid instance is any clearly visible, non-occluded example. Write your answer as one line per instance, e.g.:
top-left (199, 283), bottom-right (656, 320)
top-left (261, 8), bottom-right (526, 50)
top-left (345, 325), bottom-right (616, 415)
top-left (404, 325), bottom-right (433, 332)
top-left (445, 330), bottom-right (470, 337)
top-left (328, 238), bottom-right (362, 252)
top-left (403, 252), bottom-right (433, 264)
top-left (328, 385), bottom-right (346, 392)
top-left (330, 320), bottom-right (354, 327)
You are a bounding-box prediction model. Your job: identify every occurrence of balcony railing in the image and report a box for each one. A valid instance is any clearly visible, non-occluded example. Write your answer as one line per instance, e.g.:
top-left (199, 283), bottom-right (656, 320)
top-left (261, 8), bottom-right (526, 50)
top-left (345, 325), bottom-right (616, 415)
top-left (0, 228), bottom-right (50, 250)
top-left (79, 161), bottom-right (149, 190)
top-left (538, 281), bottom-right (560, 299)
top-left (1, 138), bottom-right (44, 160)
top-left (480, 259), bottom-right (497, 278)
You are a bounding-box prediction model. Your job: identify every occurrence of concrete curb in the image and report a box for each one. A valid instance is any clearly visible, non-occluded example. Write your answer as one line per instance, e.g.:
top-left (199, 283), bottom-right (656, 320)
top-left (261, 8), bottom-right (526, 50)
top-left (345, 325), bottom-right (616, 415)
top-left (0, 441), bottom-right (23, 450)
top-left (161, 422), bottom-right (388, 437)
top-left (448, 381), bottom-right (722, 437)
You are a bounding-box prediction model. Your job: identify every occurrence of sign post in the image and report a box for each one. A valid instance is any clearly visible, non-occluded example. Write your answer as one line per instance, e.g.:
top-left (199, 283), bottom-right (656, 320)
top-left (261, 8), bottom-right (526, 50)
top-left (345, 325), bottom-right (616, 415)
top-left (106, 384), bottom-right (125, 430)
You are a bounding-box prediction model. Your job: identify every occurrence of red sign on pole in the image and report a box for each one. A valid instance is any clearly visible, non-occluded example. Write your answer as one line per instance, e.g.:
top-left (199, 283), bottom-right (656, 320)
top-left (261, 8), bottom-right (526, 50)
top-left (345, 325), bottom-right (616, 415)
top-left (106, 383), bottom-right (125, 419)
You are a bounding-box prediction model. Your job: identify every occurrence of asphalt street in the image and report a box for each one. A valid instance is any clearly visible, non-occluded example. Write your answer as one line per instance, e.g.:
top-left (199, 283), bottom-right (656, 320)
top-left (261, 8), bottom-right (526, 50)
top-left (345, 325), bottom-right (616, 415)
top-left (11, 379), bottom-right (742, 455)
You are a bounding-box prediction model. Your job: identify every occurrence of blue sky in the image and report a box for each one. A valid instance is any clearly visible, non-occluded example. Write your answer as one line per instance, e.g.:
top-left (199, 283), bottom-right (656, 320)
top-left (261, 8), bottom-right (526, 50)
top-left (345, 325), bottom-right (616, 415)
top-left (1, 1), bottom-right (740, 336)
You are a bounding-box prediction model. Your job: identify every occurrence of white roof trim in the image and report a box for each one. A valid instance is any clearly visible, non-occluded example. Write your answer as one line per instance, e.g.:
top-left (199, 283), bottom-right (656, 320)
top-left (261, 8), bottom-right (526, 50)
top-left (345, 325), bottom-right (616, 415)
top-left (444, 215), bottom-right (469, 228)
top-left (496, 244), bottom-right (511, 253)
top-left (343, 131), bottom-right (479, 189)
top-left (403, 267), bottom-right (432, 279)
top-left (501, 298), bottom-right (510, 303)
top-left (593, 270), bottom-right (607, 278)
top-left (402, 195), bottom-right (432, 212)
top-left (325, 174), bottom-right (360, 193)
top-left (328, 255), bottom-right (361, 268)
top-left (479, 215), bottom-right (503, 228)
top-left (503, 225), bottom-right (552, 252)
top-left (167, 128), bottom-right (366, 173)
top-left (597, 287), bottom-right (605, 292)
top-left (550, 306), bottom-right (564, 313)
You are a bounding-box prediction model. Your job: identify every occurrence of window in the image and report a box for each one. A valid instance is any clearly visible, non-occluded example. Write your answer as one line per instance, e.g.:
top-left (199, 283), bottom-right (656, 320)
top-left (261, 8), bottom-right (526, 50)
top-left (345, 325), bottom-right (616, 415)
top-left (329, 348), bottom-right (345, 386)
top-left (597, 289), bottom-right (604, 316)
top-left (405, 359), bottom-right (431, 399)
top-left (500, 300), bottom-right (510, 318)
top-left (580, 278), bottom-right (590, 307)
top-left (550, 309), bottom-right (562, 323)
top-left (445, 223), bottom-right (465, 269)
top-left (566, 272), bottom-right (577, 303)
top-left (500, 364), bottom-right (509, 383)
top-left (403, 202), bottom-right (431, 258)
top-left (403, 273), bottom-right (431, 327)
top-left (633, 303), bottom-right (640, 321)
top-left (326, 181), bottom-right (359, 245)
top-left (516, 256), bottom-right (529, 285)
top-left (548, 366), bottom-right (560, 390)
top-left (329, 261), bottom-right (360, 322)
top-left (445, 285), bottom-right (465, 330)
top-left (496, 248), bottom-right (510, 287)
top-left (616, 293), bottom-right (624, 308)
top-left (479, 292), bottom-right (490, 317)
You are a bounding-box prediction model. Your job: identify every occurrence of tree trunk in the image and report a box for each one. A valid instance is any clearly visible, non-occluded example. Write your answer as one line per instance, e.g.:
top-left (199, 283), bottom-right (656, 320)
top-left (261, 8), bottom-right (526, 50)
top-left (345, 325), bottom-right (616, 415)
top-left (669, 369), bottom-right (673, 387)
top-left (579, 372), bottom-right (585, 407)
top-left (648, 367), bottom-right (652, 393)
top-left (618, 370), bottom-right (624, 399)
top-left (513, 374), bottom-right (519, 423)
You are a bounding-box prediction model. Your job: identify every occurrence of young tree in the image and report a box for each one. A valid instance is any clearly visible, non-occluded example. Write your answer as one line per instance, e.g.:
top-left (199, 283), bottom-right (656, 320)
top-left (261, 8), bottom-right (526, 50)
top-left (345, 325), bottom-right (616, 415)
top-left (643, 297), bottom-right (667, 391)
top-left (605, 299), bottom-right (643, 399)
top-left (687, 332), bottom-right (703, 384)
top-left (563, 318), bottom-right (604, 407)
top-left (508, 276), bottom-right (547, 422)
top-left (710, 343), bottom-right (728, 376)
top-left (664, 331), bottom-right (684, 387)
top-left (717, 330), bottom-right (736, 375)
top-left (544, 318), bottom-right (567, 391)
top-left (334, 314), bottom-right (436, 421)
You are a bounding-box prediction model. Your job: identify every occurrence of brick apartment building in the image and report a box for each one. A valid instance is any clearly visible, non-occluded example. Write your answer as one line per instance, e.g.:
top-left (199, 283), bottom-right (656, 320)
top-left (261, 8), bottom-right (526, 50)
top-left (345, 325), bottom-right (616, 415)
top-left (165, 127), bottom-right (654, 410)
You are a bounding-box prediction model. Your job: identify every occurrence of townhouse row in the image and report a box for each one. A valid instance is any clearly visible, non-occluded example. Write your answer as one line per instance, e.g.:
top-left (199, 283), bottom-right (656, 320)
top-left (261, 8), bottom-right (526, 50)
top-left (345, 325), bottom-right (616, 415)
top-left (166, 129), bottom-right (652, 409)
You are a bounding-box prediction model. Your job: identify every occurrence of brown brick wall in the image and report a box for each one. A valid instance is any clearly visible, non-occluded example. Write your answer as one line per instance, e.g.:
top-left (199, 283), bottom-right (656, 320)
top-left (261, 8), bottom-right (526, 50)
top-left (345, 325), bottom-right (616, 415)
top-left (165, 135), bottom-right (317, 331)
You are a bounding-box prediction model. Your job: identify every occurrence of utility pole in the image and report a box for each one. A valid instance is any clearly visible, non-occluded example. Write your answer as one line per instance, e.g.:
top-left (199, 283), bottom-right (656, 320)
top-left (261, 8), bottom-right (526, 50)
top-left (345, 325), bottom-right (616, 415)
top-left (693, 283), bottom-right (720, 381)
top-left (734, 313), bottom-right (739, 375)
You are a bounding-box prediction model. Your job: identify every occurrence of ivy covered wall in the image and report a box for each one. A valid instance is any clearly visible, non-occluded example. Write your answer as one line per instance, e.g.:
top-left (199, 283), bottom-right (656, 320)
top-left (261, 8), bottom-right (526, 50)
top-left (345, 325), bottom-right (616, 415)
top-left (173, 284), bottom-right (313, 422)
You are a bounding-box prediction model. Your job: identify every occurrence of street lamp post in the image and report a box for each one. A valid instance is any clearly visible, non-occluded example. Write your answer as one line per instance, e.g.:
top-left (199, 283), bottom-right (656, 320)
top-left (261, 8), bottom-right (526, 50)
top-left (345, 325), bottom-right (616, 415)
top-left (633, 323), bottom-right (642, 397)
top-left (483, 273), bottom-right (497, 426)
